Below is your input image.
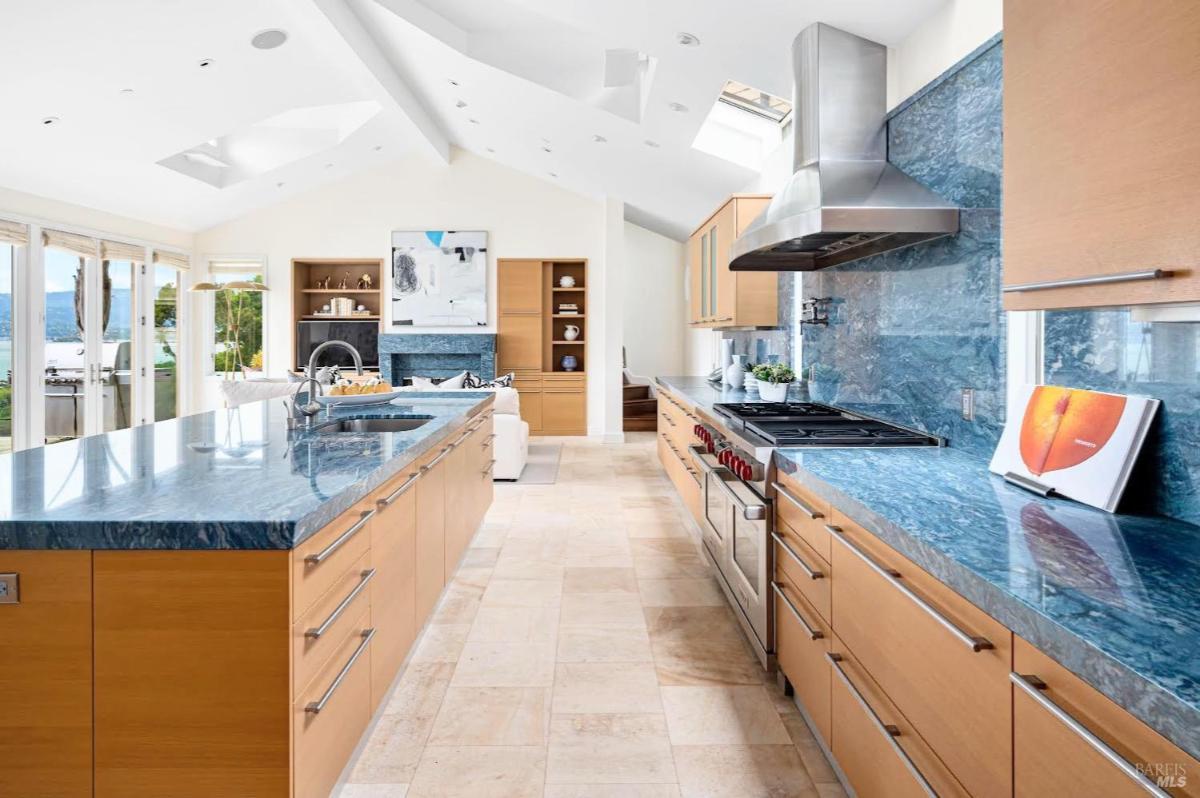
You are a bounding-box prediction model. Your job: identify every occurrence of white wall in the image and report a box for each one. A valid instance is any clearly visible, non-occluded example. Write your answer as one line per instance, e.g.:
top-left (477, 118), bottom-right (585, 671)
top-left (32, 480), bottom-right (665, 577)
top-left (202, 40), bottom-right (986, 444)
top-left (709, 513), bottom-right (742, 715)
top-left (887, 0), bottom-right (1003, 109)
top-left (0, 185), bottom-right (193, 250)
top-left (622, 221), bottom-right (686, 378)
top-left (192, 148), bottom-right (624, 434)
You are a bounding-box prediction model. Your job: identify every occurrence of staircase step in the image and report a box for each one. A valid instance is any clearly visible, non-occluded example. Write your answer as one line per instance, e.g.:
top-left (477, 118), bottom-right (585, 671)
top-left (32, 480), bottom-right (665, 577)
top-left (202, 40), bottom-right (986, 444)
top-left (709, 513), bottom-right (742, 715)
top-left (623, 416), bottom-right (658, 431)
top-left (623, 398), bottom-right (657, 416)
top-left (623, 384), bottom-right (650, 401)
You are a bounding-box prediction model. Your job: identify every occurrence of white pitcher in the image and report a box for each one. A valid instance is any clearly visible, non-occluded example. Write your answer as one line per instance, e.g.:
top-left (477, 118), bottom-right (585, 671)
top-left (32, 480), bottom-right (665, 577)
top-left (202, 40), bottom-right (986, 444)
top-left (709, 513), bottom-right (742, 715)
top-left (563, 324), bottom-right (580, 341)
top-left (725, 354), bottom-right (746, 389)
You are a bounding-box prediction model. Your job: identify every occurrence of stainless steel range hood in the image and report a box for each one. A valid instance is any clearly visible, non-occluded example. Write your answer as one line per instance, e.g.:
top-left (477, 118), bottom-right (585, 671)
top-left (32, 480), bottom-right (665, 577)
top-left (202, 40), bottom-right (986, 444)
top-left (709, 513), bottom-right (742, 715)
top-left (729, 23), bottom-right (959, 272)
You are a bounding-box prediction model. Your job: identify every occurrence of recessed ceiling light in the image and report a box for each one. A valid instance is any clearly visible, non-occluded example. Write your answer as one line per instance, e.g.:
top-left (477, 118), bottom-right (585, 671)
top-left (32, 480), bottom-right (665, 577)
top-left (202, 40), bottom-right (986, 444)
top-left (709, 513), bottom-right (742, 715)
top-left (486, 147), bottom-right (495, 153)
top-left (374, 145), bottom-right (383, 151)
top-left (668, 102), bottom-right (689, 113)
top-left (448, 79), bottom-right (460, 87)
top-left (468, 118), bottom-right (479, 125)
top-left (455, 99), bottom-right (468, 109)
top-left (41, 116), bottom-right (60, 126)
top-left (251, 29), bottom-right (288, 50)
top-left (276, 181), bottom-right (285, 188)
top-left (198, 58), bottom-right (214, 68)
top-left (644, 139), bottom-right (660, 148)
top-left (593, 134), bottom-right (607, 143)
top-left (676, 32), bottom-right (701, 47)
top-left (548, 172), bottom-right (558, 178)
top-left (119, 88), bottom-right (135, 96)
top-left (541, 146), bottom-right (552, 154)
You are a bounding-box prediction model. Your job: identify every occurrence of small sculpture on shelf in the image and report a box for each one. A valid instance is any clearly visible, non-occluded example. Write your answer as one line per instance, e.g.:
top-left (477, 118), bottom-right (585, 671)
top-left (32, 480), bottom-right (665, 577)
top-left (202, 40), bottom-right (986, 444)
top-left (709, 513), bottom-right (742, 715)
top-left (357, 273), bottom-right (374, 290)
top-left (560, 354), bottom-right (579, 372)
top-left (315, 275), bottom-right (332, 289)
top-left (337, 272), bottom-right (350, 290)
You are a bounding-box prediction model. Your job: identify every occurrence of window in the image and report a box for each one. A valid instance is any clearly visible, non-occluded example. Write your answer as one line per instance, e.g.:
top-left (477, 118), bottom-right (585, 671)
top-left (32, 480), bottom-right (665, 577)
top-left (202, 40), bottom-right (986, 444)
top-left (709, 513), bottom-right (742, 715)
top-left (0, 225), bottom-right (20, 453)
top-left (206, 259), bottom-right (267, 377)
top-left (153, 264), bottom-right (180, 420)
top-left (692, 79), bottom-right (792, 171)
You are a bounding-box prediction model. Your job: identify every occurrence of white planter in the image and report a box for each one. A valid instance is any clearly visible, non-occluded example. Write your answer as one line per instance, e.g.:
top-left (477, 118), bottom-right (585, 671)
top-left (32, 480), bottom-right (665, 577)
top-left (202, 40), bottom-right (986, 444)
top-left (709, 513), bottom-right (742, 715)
top-left (757, 380), bottom-right (791, 402)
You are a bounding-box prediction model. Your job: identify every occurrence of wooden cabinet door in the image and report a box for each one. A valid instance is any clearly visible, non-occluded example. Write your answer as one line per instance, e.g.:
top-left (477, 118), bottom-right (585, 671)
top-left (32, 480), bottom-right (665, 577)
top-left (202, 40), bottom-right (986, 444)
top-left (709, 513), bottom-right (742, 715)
top-left (1013, 637), bottom-right (1200, 797)
top-left (498, 259), bottom-right (543, 314)
top-left (687, 232), bottom-right (703, 325)
top-left (542, 389), bottom-right (585, 435)
top-left (370, 469), bottom-right (419, 710)
top-left (712, 201), bottom-right (736, 326)
top-left (415, 443), bottom-right (449, 625)
top-left (498, 314), bottom-right (542, 372)
top-left (443, 433), bottom-right (471, 580)
top-left (0, 551), bottom-right (93, 798)
top-left (518, 388), bottom-right (543, 433)
top-left (774, 572), bottom-right (832, 744)
top-left (829, 511), bottom-right (1013, 798)
top-left (1002, 0), bottom-right (1200, 309)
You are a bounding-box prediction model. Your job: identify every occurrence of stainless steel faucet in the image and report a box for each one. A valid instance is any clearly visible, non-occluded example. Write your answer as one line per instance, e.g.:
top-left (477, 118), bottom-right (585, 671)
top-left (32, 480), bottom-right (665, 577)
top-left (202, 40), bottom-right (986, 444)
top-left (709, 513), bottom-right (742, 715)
top-left (288, 340), bottom-right (365, 429)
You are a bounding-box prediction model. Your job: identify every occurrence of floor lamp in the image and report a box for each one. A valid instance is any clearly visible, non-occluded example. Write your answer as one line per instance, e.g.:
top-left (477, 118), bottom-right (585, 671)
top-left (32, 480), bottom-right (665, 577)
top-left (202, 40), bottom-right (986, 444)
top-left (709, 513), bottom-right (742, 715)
top-left (190, 279), bottom-right (269, 380)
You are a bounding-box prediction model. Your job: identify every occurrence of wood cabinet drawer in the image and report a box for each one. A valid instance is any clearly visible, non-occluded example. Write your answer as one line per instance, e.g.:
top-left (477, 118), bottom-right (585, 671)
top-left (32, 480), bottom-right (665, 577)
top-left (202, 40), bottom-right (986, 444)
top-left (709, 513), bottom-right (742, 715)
top-left (829, 511), bottom-right (1013, 798)
top-left (293, 505), bottom-right (374, 622)
top-left (773, 523), bottom-right (831, 624)
top-left (292, 550), bottom-right (374, 697)
top-left (773, 572), bottom-right (831, 743)
top-left (369, 467), bottom-right (418, 712)
top-left (542, 390), bottom-right (585, 434)
top-left (542, 373), bottom-right (585, 389)
top-left (829, 636), bottom-right (969, 798)
top-left (1013, 637), bottom-right (1200, 797)
top-left (293, 610), bottom-right (374, 798)
top-left (772, 472), bottom-right (832, 564)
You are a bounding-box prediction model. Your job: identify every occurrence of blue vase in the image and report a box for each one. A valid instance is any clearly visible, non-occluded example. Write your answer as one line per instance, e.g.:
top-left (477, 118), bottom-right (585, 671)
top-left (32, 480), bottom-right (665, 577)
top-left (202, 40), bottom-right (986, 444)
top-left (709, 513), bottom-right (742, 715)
top-left (560, 354), bottom-right (579, 372)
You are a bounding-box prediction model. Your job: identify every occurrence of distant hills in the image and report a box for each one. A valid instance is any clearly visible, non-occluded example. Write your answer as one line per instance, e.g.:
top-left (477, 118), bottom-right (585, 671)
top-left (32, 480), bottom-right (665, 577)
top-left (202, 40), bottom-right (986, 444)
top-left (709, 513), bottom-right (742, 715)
top-left (0, 289), bottom-right (133, 341)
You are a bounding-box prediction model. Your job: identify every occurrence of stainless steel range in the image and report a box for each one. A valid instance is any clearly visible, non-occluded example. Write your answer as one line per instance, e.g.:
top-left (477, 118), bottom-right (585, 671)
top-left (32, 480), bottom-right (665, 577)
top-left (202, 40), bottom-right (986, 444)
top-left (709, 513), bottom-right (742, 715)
top-left (689, 402), bottom-right (940, 668)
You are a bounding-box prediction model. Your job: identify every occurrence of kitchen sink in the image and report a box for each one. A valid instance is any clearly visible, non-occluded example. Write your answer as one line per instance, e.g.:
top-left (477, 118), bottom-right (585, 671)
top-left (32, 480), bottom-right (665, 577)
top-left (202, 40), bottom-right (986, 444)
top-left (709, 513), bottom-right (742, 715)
top-left (314, 417), bottom-right (431, 433)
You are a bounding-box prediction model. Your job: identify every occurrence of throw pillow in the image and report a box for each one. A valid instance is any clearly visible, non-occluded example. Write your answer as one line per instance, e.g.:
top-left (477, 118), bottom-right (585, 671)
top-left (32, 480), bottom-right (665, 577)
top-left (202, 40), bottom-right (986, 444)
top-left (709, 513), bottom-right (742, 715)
top-left (464, 371), bottom-right (515, 389)
top-left (411, 371), bottom-right (469, 390)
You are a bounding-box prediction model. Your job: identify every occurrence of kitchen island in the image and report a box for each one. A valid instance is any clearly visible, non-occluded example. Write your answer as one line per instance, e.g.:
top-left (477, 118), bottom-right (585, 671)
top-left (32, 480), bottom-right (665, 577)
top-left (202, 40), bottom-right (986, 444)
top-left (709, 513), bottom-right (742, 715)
top-left (0, 394), bottom-right (496, 798)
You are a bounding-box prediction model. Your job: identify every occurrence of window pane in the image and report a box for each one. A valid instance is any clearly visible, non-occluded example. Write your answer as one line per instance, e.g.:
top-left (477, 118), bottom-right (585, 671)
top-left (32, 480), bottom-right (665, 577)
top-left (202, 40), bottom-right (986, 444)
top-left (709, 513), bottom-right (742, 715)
top-left (212, 270), bottom-right (264, 376)
top-left (0, 243), bottom-right (12, 453)
top-left (103, 259), bottom-right (136, 432)
top-left (44, 248), bottom-right (87, 443)
top-left (154, 266), bottom-right (179, 420)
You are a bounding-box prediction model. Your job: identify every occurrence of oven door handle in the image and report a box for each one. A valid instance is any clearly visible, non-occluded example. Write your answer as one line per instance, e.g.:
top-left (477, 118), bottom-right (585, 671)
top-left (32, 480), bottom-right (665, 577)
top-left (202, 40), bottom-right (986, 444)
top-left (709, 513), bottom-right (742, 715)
top-left (715, 472), bottom-right (767, 521)
top-left (689, 444), bottom-right (718, 474)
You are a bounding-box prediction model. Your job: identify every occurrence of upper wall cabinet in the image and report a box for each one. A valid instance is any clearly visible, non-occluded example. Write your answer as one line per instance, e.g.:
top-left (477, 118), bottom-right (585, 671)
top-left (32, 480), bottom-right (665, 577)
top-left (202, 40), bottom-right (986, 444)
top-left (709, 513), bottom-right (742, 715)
top-left (688, 195), bottom-right (778, 328)
top-left (1002, 0), bottom-right (1200, 310)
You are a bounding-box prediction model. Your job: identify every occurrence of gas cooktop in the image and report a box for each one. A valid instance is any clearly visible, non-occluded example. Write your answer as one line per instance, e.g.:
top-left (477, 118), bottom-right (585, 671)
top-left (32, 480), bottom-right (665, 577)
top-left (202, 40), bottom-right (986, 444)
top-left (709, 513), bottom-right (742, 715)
top-left (713, 402), bottom-right (941, 448)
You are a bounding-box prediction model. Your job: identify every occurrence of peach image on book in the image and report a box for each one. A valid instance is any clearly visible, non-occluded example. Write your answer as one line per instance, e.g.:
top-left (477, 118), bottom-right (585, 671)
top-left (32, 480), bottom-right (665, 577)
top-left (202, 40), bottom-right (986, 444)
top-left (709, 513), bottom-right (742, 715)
top-left (1019, 386), bottom-right (1127, 476)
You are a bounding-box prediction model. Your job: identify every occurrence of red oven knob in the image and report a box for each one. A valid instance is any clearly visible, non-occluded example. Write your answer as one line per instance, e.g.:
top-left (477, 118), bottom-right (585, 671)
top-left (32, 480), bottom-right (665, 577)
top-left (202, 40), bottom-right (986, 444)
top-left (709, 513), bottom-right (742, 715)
top-left (729, 454), bottom-right (742, 472)
top-left (719, 450), bottom-right (730, 466)
top-left (741, 462), bottom-right (754, 481)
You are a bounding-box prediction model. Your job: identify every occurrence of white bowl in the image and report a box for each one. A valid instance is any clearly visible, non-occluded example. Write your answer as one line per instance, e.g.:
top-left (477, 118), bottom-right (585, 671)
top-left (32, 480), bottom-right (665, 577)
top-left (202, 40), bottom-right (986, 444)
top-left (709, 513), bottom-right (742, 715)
top-left (314, 389), bottom-right (405, 407)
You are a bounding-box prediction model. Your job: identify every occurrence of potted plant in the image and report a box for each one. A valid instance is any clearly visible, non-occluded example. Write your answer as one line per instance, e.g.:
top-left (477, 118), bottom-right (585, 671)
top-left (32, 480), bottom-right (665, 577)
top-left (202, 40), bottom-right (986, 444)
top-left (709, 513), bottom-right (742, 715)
top-left (752, 363), bottom-right (795, 402)
top-left (807, 363), bottom-right (841, 404)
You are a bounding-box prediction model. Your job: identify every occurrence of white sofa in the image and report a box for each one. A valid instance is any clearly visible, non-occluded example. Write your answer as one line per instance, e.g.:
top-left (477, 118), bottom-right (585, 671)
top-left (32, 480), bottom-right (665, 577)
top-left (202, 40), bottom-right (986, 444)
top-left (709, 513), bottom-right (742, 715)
top-left (398, 385), bottom-right (529, 480)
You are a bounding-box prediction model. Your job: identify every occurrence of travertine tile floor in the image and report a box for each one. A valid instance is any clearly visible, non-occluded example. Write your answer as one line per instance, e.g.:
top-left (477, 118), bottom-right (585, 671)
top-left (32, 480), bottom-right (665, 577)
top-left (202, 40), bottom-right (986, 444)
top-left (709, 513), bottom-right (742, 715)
top-left (338, 433), bottom-right (848, 798)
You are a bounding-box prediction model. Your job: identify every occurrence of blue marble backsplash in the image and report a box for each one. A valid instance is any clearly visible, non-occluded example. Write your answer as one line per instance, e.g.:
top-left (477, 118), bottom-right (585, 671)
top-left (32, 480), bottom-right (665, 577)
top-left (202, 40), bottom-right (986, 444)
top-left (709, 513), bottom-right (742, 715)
top-left (1045, 311), bottom-right (1200, 525)
top-left (796, 40), bottom-right (1006, 457)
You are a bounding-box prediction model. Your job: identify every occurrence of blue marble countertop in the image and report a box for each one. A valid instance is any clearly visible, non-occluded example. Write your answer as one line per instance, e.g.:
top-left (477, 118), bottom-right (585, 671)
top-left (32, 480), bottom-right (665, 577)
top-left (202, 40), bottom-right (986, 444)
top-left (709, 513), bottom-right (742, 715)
top-left (774, 445), bottom-right (1200, 761)
top-left (0, 394), bottom-right (492, 550)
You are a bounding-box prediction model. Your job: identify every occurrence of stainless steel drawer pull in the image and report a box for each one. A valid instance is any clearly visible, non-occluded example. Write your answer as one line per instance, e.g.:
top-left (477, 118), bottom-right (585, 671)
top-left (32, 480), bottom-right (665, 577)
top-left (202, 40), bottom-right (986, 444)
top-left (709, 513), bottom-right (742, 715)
top-left (826, 524), bottom-right (994, 653)
top-left (377, 472), bottom-right (420, 508)
top-left (660, 413), bottom-right (676, 427)
top-left (305, 510), bottom-right (375, 566)
top-left (481, 459), bottom-right (496, 476)
top-left (1010, 673), bottom-right (1170, 797)
top-left (771, 532), bottom-right (824, 579)
top-left (305, 569), bottom-right (376, 639)
top-left (481, 434), bottom-right (497, 450)
top-left (771, 580), bottom-right (822, 640)
top-left (422, 445), bottom-right (454, 471)
top-left (827, 653), bottom-right (937, 798)
top-left (772, 482), bottom-right (823, 519)
top-left (305, 628), bottom-right (376, 715)
top-left (1003, 269), bottom-right (1173, 293)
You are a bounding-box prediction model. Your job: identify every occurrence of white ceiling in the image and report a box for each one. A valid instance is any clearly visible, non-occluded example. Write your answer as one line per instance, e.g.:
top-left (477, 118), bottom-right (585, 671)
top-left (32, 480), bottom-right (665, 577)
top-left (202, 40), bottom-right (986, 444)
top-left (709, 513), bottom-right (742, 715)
top-left (0, 0), bottom-right (947, 240)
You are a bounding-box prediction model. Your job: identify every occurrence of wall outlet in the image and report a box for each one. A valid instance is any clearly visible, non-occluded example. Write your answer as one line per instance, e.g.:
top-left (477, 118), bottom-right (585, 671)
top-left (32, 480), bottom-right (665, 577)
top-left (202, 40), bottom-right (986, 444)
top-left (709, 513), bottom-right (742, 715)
top-left (961, 388), bottom-right (975, 421)
top-left (0, 572), bottom-right (18, 604)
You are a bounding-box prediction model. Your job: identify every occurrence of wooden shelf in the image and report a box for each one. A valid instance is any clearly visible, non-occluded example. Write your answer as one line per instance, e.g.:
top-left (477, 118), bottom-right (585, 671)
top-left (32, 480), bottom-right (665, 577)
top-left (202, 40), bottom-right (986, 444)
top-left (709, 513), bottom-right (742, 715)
top-left (300, 288), bottom-right (382, 294)
top-left (552, 340), bottom-right (584, 344)
top-left (302, 314), bottom-right (380, 320)
top-left (551, 314), bottom-right (583, 318)
top-left (551, 286), bottom-right (585, 292)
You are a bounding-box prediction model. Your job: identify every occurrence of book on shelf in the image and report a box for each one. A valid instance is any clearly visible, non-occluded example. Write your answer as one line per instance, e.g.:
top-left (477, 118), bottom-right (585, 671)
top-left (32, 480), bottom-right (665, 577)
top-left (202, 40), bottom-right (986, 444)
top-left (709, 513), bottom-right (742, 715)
top-left (988, 384), bottom-right (1160, 512)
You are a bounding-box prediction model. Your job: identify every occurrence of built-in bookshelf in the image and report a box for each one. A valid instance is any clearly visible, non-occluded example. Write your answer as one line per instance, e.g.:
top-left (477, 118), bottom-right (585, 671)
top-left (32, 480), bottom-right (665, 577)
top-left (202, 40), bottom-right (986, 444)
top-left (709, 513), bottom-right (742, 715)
top-left (291, 258), bottom-right (384, 371)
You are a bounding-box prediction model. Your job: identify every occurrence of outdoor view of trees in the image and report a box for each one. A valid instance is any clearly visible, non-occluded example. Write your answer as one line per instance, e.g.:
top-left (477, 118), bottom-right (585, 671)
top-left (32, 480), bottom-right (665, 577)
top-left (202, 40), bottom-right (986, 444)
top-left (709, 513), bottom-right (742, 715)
top-left (212, 274), bottom-right (264, 374)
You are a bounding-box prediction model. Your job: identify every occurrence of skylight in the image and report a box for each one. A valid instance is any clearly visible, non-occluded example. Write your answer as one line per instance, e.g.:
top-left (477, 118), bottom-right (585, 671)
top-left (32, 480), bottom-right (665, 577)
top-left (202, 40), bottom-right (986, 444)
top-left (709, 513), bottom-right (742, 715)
top-left (692, 80), bottom-right (790, 171)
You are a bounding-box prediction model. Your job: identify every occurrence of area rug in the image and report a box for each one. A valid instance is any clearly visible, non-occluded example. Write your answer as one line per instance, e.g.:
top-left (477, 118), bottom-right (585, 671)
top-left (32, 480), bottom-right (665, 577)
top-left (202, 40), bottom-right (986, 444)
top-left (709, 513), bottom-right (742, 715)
top-left (512, 442), bottom-right (563, 484)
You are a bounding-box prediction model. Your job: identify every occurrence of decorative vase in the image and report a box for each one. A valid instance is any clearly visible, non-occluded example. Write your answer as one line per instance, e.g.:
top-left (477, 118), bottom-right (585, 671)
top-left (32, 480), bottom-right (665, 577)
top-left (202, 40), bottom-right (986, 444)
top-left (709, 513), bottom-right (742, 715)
top-left (563, 324), bottom-right (580, 341)
top-left (558, 275), bottom-right (576, 288)
top-left (719, 339), bottom-right (734, 384)
top-left (725, 355), bottom-right (746, 389)
top-left (758, 380), bottom-right (791, 402)
top-left (560, 354), bottom-right (579, 371)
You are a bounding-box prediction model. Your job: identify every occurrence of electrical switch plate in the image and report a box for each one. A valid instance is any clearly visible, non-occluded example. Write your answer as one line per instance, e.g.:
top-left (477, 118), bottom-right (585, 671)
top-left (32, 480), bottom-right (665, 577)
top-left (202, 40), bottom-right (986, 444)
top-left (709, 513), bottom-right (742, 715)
top-left (961, 388), bottom-right (975, 421)
top-left (0, 572), bottom-right (18, 604)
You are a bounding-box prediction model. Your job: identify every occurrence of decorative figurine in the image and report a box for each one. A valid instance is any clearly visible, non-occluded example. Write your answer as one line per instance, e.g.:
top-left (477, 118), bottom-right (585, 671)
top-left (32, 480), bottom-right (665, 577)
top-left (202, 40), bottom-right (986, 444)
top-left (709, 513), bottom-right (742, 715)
top-left (337, 272), bottom-right (349, 290)
top-left (315, 275), bottom-right (331, 289)
top-left (357, 273), bottom-right (373, 290)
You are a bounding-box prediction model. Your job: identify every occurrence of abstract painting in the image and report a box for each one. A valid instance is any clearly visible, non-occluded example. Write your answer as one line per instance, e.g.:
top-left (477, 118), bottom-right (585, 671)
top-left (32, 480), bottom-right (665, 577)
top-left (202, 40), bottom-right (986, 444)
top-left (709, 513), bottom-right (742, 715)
top-left (391, 230), bottom-right (488, 326)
